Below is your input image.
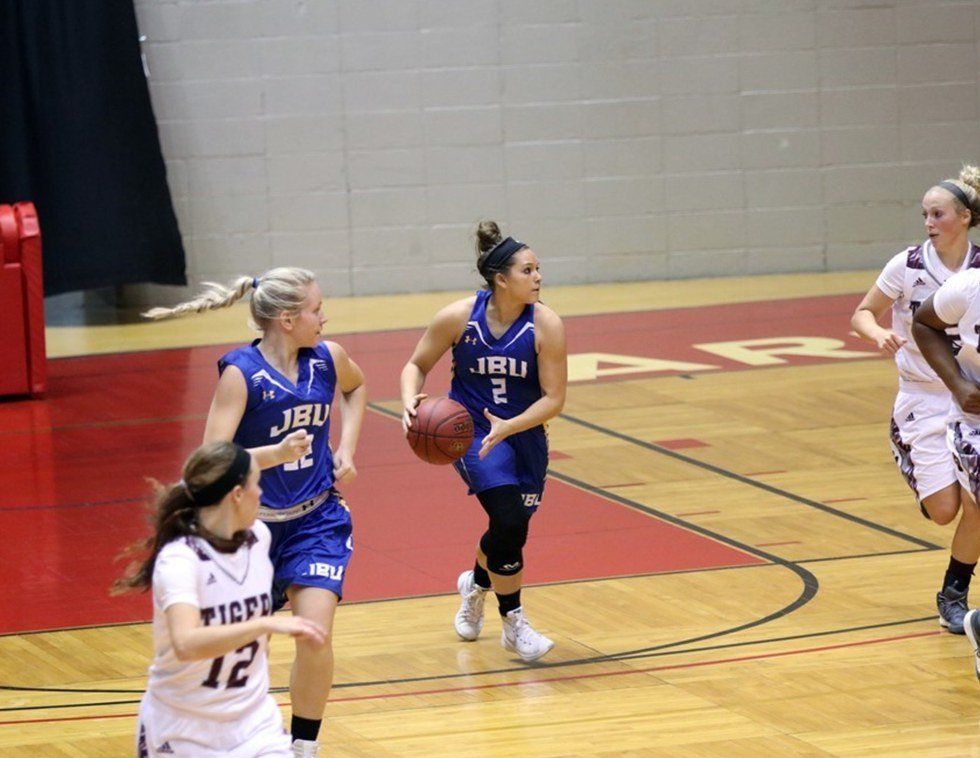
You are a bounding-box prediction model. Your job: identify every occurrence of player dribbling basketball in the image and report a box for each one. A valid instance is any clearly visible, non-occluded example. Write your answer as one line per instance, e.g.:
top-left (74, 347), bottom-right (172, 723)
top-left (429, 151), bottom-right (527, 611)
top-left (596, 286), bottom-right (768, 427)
top-left (400, 220), bottom-right (567, 662)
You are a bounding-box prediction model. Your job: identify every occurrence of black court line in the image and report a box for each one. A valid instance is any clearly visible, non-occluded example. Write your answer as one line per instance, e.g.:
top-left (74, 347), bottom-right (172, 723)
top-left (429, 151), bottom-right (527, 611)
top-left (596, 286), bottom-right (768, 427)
top-left (0, 561), bottom-right (769, 639)
top-left (796, 547), bottom-right (937, 564)
top-left (558, 411), bottom-right (941, 551)
top-left (0, 542), bottom-right (931, 641)
top-left (0, 614), bottom-right (937, 713)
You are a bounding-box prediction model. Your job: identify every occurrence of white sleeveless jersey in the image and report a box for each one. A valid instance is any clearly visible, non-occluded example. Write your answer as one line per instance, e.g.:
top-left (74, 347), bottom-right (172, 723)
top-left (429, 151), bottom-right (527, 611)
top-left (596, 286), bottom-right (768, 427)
top-left (934, 267), bottom-right (980, 426)
top-left (875, 240), bottom-right (980, 389)
top-left (146, 521), bottom-right (275, 720)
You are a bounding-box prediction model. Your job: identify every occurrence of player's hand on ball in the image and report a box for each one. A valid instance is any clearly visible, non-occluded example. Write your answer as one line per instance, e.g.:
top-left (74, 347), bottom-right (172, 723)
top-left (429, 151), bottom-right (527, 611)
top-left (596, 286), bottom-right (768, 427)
top-left (279, 429), bottom-right (312, 464)
top-left (333, 450), bottom-right (357, 485)
top-left (268, 616), bottom-right (327, 645)
top-left (479, 408), bottom-right (513, 459)
top-left (402, 393), bottom-right (428, 434)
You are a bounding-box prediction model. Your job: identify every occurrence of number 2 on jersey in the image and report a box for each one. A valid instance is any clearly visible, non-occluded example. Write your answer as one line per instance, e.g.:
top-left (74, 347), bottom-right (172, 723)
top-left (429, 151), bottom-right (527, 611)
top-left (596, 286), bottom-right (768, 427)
top-left (491, 378), bottom-right (508, 404)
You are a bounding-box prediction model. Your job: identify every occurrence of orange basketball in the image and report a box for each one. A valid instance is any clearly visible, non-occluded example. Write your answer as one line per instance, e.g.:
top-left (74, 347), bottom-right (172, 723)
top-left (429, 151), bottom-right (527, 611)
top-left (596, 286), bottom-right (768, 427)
top-left (407, 396), bottom-right (475, 465)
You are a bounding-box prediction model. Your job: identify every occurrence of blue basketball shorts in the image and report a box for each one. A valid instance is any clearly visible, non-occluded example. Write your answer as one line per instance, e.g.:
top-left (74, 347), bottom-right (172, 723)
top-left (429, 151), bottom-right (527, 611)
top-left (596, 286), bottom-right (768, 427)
top-left (264, 490), bottom-right (353, 609)
top-left (453, 426), bottom-right (548, 512)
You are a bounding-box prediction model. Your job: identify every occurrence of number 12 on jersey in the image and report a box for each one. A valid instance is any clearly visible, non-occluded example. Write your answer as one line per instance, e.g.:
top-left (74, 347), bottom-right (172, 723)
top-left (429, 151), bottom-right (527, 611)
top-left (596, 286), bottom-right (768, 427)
top-left (284, 434), bottom-right (314, 471)
top-left (202, 640), bottom-right (258, 689)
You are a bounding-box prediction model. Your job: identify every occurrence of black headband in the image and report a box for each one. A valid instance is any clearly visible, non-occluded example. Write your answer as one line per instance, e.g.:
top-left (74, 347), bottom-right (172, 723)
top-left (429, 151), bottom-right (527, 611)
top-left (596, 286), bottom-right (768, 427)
top-left (185, 444), bottom-right (252, 507)
top-left (939, 181), bottom-right (973, 210)
top-left (479, 236), bottom-right (527, 276)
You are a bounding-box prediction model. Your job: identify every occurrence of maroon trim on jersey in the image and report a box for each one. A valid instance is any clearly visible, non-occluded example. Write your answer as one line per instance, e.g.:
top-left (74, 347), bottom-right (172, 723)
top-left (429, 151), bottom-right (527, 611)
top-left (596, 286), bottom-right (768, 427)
top-left (967, 242), bottom-right (980, 268)
top-left (889, 416), bottom-right (919, 496)
top-left (906, 244), bottom-right (925, 270)
top-left (183, 537), bottom-right (213, 562)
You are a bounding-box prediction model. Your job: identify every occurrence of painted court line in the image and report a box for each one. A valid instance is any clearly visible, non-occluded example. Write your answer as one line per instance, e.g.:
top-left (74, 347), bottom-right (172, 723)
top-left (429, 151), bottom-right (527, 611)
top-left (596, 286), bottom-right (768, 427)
top-left (559, 413), bottom-right (941, 551)
top-left (0, 629), bottom-right (938, 728)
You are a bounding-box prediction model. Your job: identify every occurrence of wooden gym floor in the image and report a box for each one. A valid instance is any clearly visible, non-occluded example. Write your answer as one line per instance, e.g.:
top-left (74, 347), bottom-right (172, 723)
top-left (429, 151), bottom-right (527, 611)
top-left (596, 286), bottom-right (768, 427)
top-left (3, 271), bottom-right (979, 756)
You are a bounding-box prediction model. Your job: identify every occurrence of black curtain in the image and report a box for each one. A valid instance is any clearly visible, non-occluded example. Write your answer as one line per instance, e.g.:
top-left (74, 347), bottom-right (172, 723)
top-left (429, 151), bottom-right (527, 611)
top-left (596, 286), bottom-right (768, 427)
top-left (0, 0), bottom-right (185, 295)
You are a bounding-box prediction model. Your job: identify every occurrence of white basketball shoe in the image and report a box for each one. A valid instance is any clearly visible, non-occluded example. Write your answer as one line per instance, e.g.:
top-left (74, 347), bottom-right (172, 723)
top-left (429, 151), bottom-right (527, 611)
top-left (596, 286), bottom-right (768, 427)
top-left (501, 608), bottom-right (554, 662)
top-left (454, 570), bottom-right (488, 641)
top-left (292, 739), bottom-right (320, 757)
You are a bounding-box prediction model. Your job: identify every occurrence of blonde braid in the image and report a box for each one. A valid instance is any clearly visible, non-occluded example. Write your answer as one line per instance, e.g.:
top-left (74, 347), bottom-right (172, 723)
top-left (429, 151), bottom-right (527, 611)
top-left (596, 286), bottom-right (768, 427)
top-left (142, 276), bottom-right (254, 320)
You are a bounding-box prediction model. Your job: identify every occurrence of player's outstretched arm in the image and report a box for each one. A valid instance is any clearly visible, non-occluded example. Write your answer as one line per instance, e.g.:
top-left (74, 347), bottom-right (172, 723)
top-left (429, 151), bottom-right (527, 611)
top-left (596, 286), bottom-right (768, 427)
top-left (326, 341), bottom-right (366, 485)
top-left (165, 603), bottom-right (326, 662)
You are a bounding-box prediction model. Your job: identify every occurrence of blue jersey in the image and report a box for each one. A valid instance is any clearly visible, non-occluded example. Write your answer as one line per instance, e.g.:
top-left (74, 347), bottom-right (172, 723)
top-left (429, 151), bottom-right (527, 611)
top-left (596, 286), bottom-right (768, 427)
top-left (450, 290), bottom-right (542, 434)
top-left (218, 340), bottom-right (336, 510)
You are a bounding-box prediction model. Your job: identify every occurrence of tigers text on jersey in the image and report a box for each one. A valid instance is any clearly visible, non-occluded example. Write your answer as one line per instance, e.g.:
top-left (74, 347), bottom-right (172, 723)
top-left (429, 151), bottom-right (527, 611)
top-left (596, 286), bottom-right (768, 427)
top-left (875, 240), bottom-right (980, 390)
top-left (934, 267), bottom-right (980, 426)
top-left (146, 521), bottom-right (275, 721)
top-left (450, 290), bottom-right (541, 434)
top-left (219, 340), bottom-right (336, 509)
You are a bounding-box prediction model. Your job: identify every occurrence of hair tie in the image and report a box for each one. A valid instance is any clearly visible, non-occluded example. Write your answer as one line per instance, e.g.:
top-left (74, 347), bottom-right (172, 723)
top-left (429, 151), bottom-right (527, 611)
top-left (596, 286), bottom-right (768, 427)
top-left (252, 276), bottom-right (260, 290)
top-left (939, 181), bottom-right (972, 210)
top-left (183, 445), bottom-right (252, 508)
top-left (479, 237), bottom-right (527, 276)
top-left (178, 479), bottom-right (194, 502)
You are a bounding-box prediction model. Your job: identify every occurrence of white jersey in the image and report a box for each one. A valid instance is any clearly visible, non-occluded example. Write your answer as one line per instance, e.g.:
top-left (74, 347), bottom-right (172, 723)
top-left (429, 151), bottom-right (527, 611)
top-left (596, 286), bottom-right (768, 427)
top-left (875, 239), bottom-right (980, 391)
top-left (934, 267), bottom-right (980, 426)
top-left (146, 521), bottom-right (275, 721)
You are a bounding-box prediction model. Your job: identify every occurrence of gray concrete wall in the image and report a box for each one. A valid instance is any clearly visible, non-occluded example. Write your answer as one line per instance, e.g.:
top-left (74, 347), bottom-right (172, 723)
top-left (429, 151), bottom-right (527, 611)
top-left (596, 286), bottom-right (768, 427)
top-left (133, 0), bottom-right (980, 298)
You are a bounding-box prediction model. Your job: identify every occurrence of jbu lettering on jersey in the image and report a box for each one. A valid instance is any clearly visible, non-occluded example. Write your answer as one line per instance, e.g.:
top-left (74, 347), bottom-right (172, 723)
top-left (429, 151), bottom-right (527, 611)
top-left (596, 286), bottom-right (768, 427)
top-left (270, 403), bottom-right (330, 437)
top-left (469, 356), bottom-right (528, 378)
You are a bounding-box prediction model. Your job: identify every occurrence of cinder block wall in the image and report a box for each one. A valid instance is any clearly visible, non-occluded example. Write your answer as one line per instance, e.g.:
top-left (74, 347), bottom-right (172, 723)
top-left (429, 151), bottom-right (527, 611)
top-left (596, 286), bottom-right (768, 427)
top-left (133, 0), bottom-right (980, 298)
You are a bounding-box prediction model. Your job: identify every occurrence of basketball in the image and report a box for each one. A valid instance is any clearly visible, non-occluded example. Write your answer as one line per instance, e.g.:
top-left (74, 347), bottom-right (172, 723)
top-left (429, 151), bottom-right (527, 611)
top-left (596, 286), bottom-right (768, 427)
top-left (407, 396), bottom-right (475, 465)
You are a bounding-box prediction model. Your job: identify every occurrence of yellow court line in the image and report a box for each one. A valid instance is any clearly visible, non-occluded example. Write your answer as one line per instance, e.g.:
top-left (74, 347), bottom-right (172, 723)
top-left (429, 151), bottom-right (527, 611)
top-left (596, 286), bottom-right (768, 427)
top-left (44, 270), bottom-right (873, 359)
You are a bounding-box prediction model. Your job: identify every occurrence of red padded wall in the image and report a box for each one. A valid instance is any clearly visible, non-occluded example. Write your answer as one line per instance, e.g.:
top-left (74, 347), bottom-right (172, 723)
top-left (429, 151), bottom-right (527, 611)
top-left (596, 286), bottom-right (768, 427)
top-left (15, 203), bottom-right (46, 396)
top-left (0, 202), bottom-right (45, 398)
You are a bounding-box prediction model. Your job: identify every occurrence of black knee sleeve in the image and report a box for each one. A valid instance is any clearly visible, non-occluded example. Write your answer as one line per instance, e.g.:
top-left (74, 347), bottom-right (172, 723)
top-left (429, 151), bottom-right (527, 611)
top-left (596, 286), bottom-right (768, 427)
top-left (477, 486), bottom-right (530, 576)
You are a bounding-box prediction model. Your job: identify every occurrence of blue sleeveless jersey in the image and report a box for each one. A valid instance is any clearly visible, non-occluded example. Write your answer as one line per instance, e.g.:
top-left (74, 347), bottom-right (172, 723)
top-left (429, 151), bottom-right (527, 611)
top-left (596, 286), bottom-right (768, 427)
top-left (218, 340), bottom-right (336, 510)
top-left (450, 290), bottom-right (542, 433)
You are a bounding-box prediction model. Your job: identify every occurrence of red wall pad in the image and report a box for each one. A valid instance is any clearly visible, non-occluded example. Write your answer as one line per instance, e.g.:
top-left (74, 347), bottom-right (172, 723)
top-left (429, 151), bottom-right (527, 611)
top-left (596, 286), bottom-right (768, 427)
top-left (0, 202), bottom-right (46, 398)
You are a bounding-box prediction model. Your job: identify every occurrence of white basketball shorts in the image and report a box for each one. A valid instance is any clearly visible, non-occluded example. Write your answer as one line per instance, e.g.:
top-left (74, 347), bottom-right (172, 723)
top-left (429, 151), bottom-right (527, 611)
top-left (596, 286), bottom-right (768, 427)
top-left (889, 389), bottom-right (956, 502)
top-left (137, 692), bottom-right (291, 757)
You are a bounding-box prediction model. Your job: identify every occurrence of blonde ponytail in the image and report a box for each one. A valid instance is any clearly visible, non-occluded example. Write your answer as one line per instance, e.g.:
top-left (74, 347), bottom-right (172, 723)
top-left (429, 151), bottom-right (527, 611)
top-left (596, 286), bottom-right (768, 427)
top-left (142, 267), bottom-right (317, 329)
top-left (143, 276), bottom-right (254, 320)
top-left (959, 165), bottom-right (980, 228)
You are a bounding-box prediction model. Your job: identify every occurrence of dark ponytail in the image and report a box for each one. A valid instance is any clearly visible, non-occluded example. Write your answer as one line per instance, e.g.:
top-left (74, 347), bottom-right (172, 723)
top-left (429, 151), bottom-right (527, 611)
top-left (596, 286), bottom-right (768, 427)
top-left (112, 483), bottom-right (199, 594)
top-left (112, 441), bottom-right (248, 594)
top-left (475, 220), bottom-right (504, 289)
